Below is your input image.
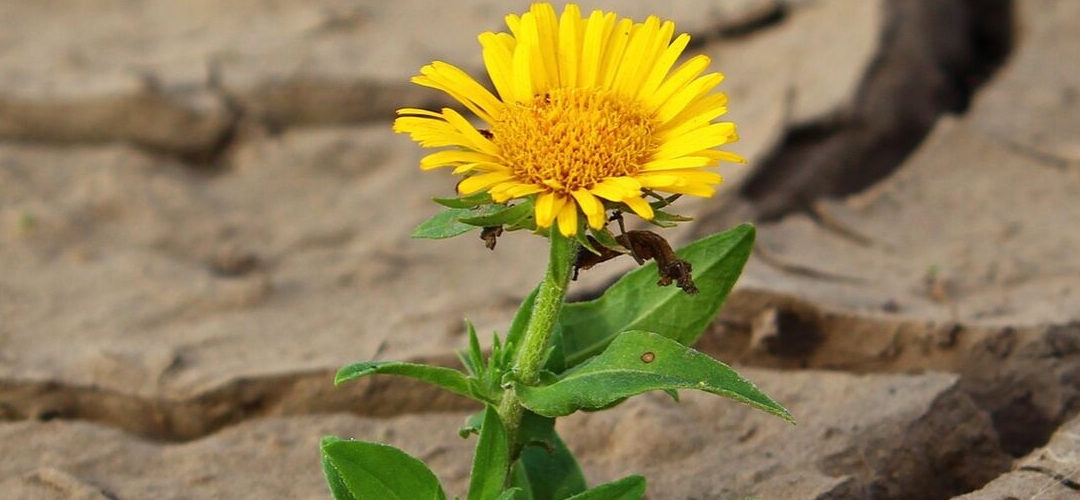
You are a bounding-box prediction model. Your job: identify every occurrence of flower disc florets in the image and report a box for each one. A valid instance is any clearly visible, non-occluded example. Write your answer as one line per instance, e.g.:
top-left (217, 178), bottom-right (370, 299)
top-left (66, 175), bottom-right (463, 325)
top-left (495, 88), bottom-right (655, 194)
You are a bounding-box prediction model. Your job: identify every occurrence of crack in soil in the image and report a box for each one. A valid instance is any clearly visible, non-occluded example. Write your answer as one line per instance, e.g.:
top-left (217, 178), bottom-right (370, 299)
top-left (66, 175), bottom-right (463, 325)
top-left (1016, 466), bottom-right (1080, 491)
top-left (0, 356), bottom-right (478, 443)
top-left (739, 0), bottom-right (1015, 221)
top-left (702, 289), bottom-right (1080, 460)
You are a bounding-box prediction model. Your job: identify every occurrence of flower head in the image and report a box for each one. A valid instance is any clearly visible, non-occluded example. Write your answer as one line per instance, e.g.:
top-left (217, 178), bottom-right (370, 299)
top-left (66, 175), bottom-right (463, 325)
top-left (395, 3), bottom-right (744, 236)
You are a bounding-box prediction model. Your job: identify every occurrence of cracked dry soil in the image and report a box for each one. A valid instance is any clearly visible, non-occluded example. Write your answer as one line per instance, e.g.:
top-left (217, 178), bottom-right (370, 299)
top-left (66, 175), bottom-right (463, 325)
top-left (3, 0), bottom-right (1080, 499)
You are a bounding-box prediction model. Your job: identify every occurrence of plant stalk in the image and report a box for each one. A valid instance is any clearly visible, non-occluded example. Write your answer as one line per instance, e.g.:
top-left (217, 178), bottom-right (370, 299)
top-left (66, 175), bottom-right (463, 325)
top-left (498, 230), bottom-right (577, 454)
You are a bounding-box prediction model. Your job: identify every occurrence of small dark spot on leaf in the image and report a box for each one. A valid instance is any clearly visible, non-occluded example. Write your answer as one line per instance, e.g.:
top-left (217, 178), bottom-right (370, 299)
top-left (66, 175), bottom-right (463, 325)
top-left (640, 352), bottom-right (655, 363)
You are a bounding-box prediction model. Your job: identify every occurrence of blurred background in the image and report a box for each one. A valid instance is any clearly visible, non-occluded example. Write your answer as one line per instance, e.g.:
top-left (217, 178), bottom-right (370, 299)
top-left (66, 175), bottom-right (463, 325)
top-left (3, 1), bottom-right (1080, 498)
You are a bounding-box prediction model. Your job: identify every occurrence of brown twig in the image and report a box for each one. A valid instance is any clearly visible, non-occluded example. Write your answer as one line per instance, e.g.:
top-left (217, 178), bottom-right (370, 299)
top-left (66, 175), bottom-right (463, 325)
top-left (573, 229), bottom-right (698, 294)
top-left (480, 226), bottom-right (503, 250)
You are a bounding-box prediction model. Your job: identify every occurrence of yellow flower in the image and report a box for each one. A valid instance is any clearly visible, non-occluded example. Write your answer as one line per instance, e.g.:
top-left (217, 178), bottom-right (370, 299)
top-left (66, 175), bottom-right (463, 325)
top-left (394, 3), bottom-right (744, 237)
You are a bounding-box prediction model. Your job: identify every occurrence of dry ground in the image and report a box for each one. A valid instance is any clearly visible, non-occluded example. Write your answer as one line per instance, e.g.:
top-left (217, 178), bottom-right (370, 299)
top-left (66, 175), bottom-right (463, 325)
top-left (3, 1), bottom-right (1079, 498)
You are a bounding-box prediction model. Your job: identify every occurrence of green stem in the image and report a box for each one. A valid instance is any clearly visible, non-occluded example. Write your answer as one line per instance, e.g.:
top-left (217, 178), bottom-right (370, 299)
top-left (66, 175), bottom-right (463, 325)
top-left (498, 230), bottom-right (577, 453)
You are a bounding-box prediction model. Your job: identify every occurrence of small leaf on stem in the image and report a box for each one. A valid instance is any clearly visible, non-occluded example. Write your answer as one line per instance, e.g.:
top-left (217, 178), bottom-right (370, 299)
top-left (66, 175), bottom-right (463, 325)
top-left (564, 475), bottom-right (646, 500)
top-left (433, 192), bottom-right (494, 208)
top-left (413, 204), bottom-right (503, 239)
top-left (459, 202), bottom-right (533, 227)
top-left (509, 412), bottom-right (587, 500)
top-left (412, 208), bottom-right (481, 239)
top-left (320, 437), bottom-right (447, 500)
top-left (467, 406), bottom-right (511, 500)
top-left (335, 361), bottom-right (491, 403)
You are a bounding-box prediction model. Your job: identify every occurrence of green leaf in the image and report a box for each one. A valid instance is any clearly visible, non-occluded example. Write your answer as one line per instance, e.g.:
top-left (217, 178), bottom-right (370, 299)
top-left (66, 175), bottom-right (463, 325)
top-left (412, 208), bottom-right (478, 239)
top-left (509, 412), bottom-right (587, 500)
top-left (459, 410), bottom-right (484, 438)
top-left (564, 475), bottom-right (646, 500)
top-left (543, 326), bottom-right (567, 374)
top-left (560, 224), bottom-right (755, 367)
top-left (412, 204), bottom-right (504, 239)
top-left (653, 209), bottom-right (693, 223)
top-left (460, 320), bottom-right (484, 378)
top-left (468, 407), bottom-right (510, 500)
top-left (506, 214), bottom-right (538, 232)
top-left (487, 333), bottom-right (508, 387)
top-left (434, 192), bottom-right (494, 208)
top-left (516, 330), bottom-right (794, 423)
top-left (495, 489), bottom-right (525, 500)
top-left (320, 437), bottom-right (447, 500)
top-left (647, 209), bottom-right (693, 228)
top-left (459, 202), bottom-right (533, 227)
top-left (647, 193), bottom-right (682, 208)
top-left (335, 361), bottom-right (490, 403)
top-left (574, 227), bottom-right (602, 256)
top-left (588, 227), bottom-right (623, 252)
top-left (322, 450), bottom-right (359, 500)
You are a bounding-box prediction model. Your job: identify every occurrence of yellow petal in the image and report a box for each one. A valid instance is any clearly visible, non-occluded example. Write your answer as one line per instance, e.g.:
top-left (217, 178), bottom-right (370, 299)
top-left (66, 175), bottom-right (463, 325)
top-left (480, 32), bottom-right (517, 101)
top-left (393, 116), bottom-right (479, 150)
top-left (612, 16), bottom-right (660, 96)
top-left (637, 32), bottom-right (688, 99)
top-left (557, 4), bottom-right (582, 87)
top-left (396, 108), bottom-right (444, 119)
top-left (458, 171), bottom-right (514, 194)
top-left (535, 192), bottom-right (567, 228)
top-left (420, 150), bottom-right (500, 170)
top-left (557, 201), bottom-right (579, 236)
top-left (641, 156), bottom-right (713, 171)
top-left (645, 55), bottom-right (710, 112)
top-left (441, 108), bottom-right (501, 155)
top-left (665, 169), bottom-right (724, 185)
top-left (590, 181), bottom-right (628, 201)
top-left (598, 18), bottom-right (633, 89)
top-left (505, 13), bottom-right (522, 38)
top-left (623, 195), bottom-right (654, 220)
top-left (656, 73), bottom-right (725, 124)
top-left (511, 39), bottom-right (534, 102)
top-left (636, 171), bottom-right (722, 194)
top-left (451, 162), bottom-right (509, 175)
top-left (530, 3), bottom-right (561, 88)
top-left (579, 10), bottom-right (612, 87)
top-left (650, 183), bottom-right (717, 197)
top-left (654, 122), bottom-right (737, 160)
top-left (658, 92), bottom-right (729, 139)
top-left (605, 176), bottom-right (643, 191)
top-left (517, 12), bottom-right (548, 92)
top-left (422, 61), bottom-right (503, 118)
top-left (701, 150), bottom-right (748, 164)
top-left (572, 189), bottom-right (607, 229)
top-left (488, 181), bottom-right (523, 202)
top-left (507, 184), bottom-right (545, 197)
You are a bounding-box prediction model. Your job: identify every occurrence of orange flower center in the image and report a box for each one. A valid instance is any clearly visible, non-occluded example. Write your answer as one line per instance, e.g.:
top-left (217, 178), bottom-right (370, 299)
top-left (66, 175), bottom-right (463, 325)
top-left (491, 88), bottom-right (656, 194)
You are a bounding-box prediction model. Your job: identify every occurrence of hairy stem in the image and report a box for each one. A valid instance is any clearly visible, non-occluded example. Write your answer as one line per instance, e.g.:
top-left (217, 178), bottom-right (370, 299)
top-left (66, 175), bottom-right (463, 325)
top-left (498, 230), bottom-right (577, 454)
